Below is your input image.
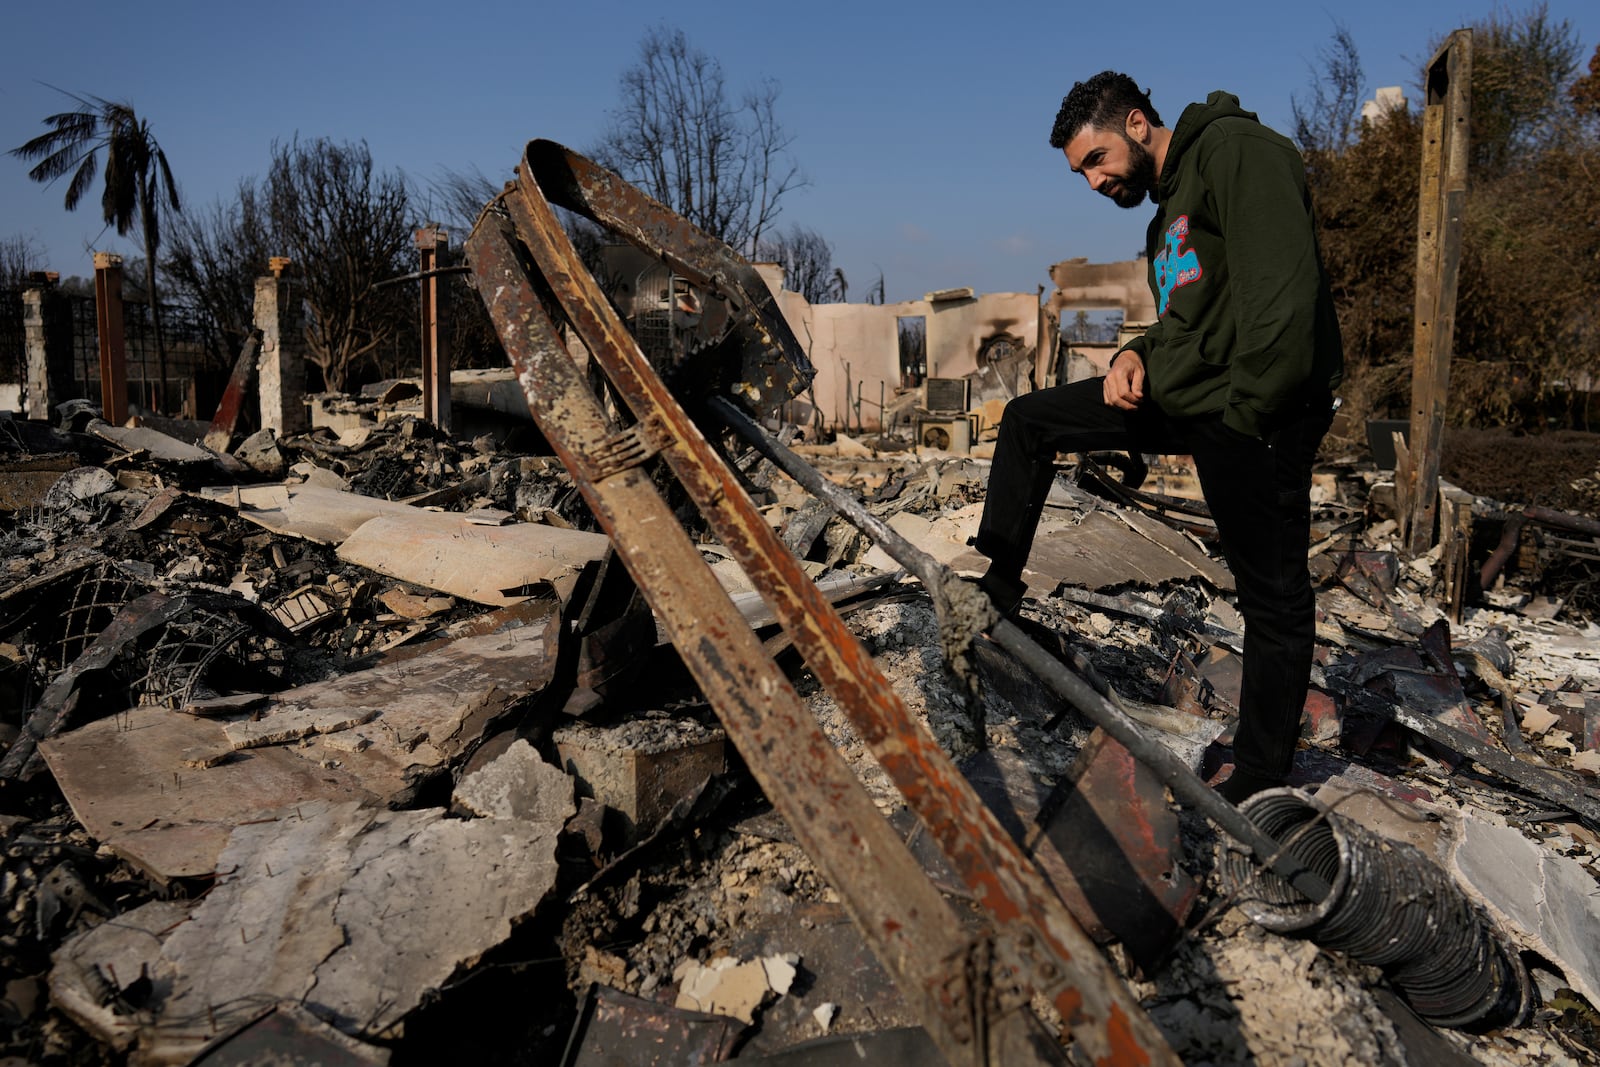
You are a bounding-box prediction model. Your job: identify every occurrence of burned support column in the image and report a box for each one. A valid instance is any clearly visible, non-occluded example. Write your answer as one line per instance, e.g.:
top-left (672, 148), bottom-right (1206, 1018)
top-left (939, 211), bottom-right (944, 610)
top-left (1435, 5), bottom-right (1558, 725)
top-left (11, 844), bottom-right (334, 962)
top-left (93, 253), bottom-right (129, 426)
top-left (254, 258), bottom-right (308, 436)
top-left (415, 224), bottom-right (452, 432)
top-left (22, 273), bottom-right (74, 420)
top-left (1402, 29), bottom-right (1472, 556)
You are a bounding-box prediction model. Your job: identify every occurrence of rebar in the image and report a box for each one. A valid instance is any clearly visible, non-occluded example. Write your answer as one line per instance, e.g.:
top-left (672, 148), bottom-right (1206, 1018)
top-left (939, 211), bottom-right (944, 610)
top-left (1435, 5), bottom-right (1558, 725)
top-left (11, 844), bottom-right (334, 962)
top-left (1216, 788), bottom-right (1530, 1030)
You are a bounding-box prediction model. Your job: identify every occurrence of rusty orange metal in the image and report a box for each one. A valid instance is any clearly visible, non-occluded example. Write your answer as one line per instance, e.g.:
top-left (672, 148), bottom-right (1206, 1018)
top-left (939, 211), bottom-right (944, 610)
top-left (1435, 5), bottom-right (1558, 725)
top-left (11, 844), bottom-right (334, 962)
top-left (468, 211), bottom-right (1042, 1065)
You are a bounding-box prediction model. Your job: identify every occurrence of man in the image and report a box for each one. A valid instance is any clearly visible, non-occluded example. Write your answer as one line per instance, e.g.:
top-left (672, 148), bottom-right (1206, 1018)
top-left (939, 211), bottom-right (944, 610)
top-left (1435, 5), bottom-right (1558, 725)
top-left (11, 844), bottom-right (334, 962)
top-left (972, 72), bottom-right (1343, 802)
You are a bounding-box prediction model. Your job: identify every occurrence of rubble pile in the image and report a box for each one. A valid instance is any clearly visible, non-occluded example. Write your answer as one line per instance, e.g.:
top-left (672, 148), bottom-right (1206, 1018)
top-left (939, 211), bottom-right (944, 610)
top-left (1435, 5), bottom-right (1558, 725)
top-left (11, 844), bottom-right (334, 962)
top-left (3, 397), bottom-right (1600, 1067)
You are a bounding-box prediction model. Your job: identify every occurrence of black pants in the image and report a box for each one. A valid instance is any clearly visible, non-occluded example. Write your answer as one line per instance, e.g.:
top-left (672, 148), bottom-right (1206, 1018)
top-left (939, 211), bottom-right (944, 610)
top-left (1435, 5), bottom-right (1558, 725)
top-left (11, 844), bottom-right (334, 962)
top-left (973, 377), bottom-right (1333, 780)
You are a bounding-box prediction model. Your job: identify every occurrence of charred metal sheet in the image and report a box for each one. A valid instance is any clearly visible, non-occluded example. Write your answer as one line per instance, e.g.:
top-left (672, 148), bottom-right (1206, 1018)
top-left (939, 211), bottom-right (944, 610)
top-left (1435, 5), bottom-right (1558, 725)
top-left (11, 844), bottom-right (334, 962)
top-left (466, 211), bottom-right (1047, 1066)
top-left (520, 139), bottom-right (813, 418)
top-left (1074, 454), bottom-right (1216, 542)
top-left (491, 146), bottom-right (1178, 1066)
top-left (562, 984), bottom-right (740, 1066)
top-left (961, 744), bottom-right (1196, 975)
top-left (1346, 689), bottom-right (1600, 826)
top-left (202, 332), bottom-right (261, 453)
top-left (1, 590), bottom-right (187, 780)
top-left (0, 589), bottom-right (294, 780)
top-left (1350, 643), bottom-right (1492, 764)
top-left (1033, 731), bottom-right (1198, 974)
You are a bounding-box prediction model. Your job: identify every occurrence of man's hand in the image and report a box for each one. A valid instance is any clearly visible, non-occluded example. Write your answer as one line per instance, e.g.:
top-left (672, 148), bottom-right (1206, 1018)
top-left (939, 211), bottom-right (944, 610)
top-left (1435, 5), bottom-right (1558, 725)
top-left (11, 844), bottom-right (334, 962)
top-left (1103, 350), bottom-right (1147, 410)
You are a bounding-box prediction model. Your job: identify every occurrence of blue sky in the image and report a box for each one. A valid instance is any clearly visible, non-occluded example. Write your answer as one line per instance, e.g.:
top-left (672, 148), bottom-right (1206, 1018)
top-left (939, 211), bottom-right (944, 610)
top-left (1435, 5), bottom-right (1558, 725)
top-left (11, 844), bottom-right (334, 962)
top-left (2, 0), bottom-right (1593, 304)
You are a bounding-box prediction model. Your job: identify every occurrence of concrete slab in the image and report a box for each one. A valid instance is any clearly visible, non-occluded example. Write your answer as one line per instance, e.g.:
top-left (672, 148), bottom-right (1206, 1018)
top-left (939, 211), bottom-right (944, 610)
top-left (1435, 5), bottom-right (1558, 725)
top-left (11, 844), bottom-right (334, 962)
top-left (39, 607), bottom-right (561, 881)
top-left (53, 799), bottom-right (564, 1060)
top-left (1450, 809), bottom-right (1600, 1009)
top-left (337, 511), bottom-right (607, 606)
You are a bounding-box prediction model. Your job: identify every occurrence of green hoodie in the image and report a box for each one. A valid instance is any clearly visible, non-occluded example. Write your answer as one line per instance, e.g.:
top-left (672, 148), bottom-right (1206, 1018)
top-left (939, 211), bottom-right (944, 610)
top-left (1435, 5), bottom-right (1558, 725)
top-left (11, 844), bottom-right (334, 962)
top-left (1116, 91), bottom-right (1344, 438)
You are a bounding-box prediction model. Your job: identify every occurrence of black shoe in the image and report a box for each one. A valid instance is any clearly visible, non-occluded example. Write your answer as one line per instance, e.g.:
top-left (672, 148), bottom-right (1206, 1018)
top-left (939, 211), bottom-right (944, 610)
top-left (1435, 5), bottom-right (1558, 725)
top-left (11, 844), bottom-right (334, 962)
top-left (976, 570), bottom-right (1027, 617)
top-left (1215, 769), bottom-right (1284, 805)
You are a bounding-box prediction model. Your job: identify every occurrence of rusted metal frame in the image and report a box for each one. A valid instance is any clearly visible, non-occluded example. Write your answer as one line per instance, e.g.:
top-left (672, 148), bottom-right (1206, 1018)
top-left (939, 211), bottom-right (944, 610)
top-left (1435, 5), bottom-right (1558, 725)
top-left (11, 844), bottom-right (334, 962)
top-left (505, 154), bottom-right (1177, 1067)
top-left (710, 397), bottom-right (1333, 905)
top-left (93, 252), bottom-right (129, 426)
top-left (464, 214), bottom-right (1052, 1067)
top-left (415, 224), bottom-right (452, 432)
top-left (1404, 31), bottom-right (1473, 557)
top-left (520, 140), bottom-right (811, 414)
top-left (203, 331), bottom-right (262, 453)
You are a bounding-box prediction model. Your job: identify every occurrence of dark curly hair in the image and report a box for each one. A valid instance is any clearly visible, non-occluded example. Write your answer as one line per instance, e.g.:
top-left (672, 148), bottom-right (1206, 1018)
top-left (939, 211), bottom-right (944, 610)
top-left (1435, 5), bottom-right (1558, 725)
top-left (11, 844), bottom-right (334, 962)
top-left (1048, 71), bottom-right (1163, 148)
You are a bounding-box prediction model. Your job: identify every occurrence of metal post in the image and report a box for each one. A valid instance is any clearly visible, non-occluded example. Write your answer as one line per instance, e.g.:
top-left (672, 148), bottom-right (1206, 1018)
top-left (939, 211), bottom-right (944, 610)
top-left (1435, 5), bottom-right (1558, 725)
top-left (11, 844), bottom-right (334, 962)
top-left (1403, 29), bottom-right (1473, 556)
top-left (93, 253), bottom-right (128, 425)
top-left (416, 224), bottom-right (452, 432)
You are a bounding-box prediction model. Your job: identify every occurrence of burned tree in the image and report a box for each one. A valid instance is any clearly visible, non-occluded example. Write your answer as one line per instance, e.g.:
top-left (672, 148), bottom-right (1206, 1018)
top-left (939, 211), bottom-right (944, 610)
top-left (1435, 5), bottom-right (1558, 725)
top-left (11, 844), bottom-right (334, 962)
top-left (164, 181), bottom-right (273, 373)
top-left (757, 223), bottom-right (845, 304)
top-left (593, 26), bottom-right (805, 256)
top-left (265, 137), bottom-right (412, 392)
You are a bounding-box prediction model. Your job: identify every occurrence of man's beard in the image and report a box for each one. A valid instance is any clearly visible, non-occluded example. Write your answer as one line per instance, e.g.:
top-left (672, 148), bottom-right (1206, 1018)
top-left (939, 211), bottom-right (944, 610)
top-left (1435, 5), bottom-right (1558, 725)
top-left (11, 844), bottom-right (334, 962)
top-left (1105, 136), bottom-right (1158, 209)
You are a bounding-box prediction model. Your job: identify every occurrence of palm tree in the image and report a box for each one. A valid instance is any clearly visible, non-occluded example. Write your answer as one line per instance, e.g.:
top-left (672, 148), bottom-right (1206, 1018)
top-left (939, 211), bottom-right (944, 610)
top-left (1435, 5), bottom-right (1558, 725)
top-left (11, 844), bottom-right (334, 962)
top-left (10, 89), bottom-right (181, 412)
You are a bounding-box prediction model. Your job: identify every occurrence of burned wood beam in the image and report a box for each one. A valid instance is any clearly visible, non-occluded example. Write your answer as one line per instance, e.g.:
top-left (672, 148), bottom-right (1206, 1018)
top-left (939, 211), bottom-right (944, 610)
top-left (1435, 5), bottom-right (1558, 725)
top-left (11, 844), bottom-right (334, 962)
top-left (203, 331), bottom-right (261, 453)
top-left (1402, 30), bottom-right (1472, 557)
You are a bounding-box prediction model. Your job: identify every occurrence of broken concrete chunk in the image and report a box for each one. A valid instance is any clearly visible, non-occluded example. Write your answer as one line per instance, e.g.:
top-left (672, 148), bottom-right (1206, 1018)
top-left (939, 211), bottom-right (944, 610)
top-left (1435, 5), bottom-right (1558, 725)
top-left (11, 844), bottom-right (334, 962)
top-left (40, 607), bottom-right (560, 880)
top-left (179, 692), bottom-right (270, 718)
top-left (376, 587), bottom-right (454, 619)
top-left (1518, 697), bottom-right (1561, 737)
top-left (336, 511), bottom-right (607, 606)
top-left (554, 718), bottom-right (726, 840)
top-left (67, 800), bottom-right (564, 1057)
top-left (1450, 809), bottom-right (1600, 1008)
top-left (50, 899), bottom-right (198, 1052)
top-left (39, 708), bottom-right (375, 881)
top-left (673, 952), bottom-right (801, 1024)
top-left (452, 739), bottom-right (576, 822)
top-left (290, 460), bottom-right (349, 491)
top-left (234, 429), bottom-right (286, 477)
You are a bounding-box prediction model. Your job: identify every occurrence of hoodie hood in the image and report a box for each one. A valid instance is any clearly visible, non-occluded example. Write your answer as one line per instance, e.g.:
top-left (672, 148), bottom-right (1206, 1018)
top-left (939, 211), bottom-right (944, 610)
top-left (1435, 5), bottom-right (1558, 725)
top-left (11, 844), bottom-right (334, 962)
top-left (1155, 91), bottom-right (1259, 203)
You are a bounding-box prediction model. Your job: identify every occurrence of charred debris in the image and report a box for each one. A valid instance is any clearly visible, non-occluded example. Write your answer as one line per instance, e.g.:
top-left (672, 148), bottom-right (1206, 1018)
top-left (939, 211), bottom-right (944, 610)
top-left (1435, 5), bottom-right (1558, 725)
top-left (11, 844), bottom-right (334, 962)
top-left (2, 142), bottom-right (1600, 1067)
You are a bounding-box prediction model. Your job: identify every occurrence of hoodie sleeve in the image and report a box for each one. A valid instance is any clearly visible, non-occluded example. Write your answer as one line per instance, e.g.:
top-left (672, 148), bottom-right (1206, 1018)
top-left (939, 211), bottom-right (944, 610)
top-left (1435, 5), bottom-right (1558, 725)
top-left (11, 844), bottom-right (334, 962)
top-left (1113, 315), bottom-right (1164, 368)
top-left (1200, 125), bottom-right (1322, 438)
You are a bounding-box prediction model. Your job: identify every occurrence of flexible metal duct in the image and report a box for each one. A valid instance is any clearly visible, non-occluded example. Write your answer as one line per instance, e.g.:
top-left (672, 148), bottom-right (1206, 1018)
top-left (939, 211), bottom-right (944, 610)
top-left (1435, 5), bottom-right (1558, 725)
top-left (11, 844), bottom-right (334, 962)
top-left (1217, 788), bottom-right (1530, 1029)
